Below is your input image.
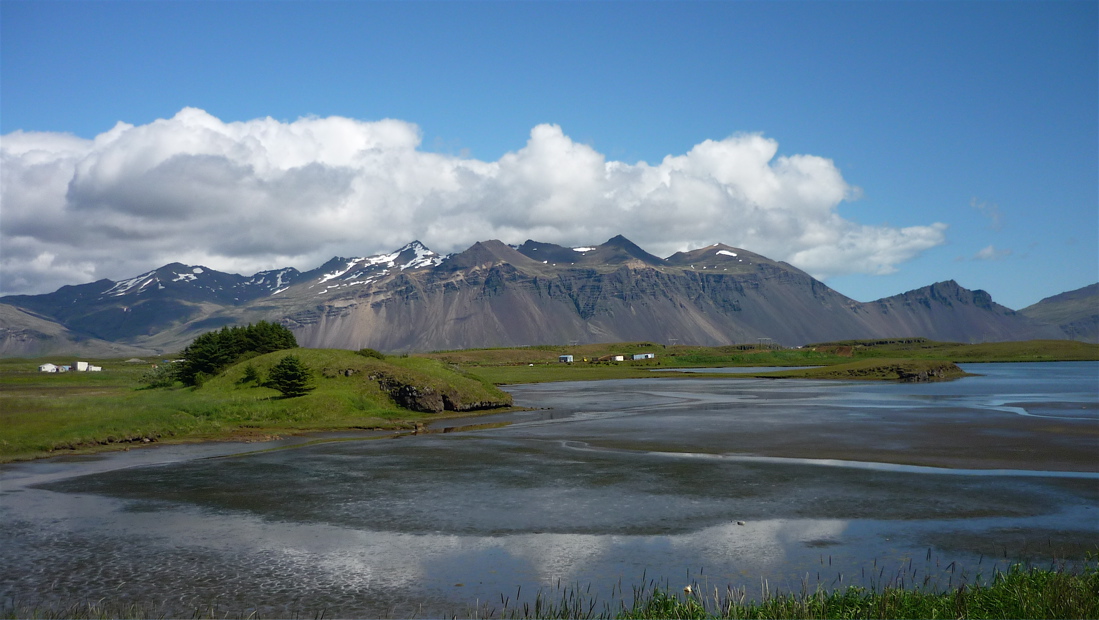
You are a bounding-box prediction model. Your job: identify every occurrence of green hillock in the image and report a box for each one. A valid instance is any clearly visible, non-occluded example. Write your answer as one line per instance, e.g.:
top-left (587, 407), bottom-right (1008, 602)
top-left (748, 358), bottom-right (972, 381)
top-left (206, 348), bottom-right (512, 414)
top-left (0, 349), bottom-right (513, 462)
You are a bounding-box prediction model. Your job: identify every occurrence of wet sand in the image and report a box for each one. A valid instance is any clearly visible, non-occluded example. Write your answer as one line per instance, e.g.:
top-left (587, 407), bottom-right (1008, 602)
top-left (1, 361), bottom-right (1096, 618)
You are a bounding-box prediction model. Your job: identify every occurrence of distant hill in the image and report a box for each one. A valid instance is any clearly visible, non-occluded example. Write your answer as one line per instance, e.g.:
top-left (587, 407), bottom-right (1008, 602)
top-left (1020, 283), bottom-right (1099, 343)
top-left (0, 303), bottom-right (157, 358)
top-left (0, 236), bottom-right (1074, 356)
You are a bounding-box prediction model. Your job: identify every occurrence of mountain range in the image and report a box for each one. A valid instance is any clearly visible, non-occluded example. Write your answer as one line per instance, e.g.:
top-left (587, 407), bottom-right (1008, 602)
top-left (1, 235), bottom-right (1094, 357)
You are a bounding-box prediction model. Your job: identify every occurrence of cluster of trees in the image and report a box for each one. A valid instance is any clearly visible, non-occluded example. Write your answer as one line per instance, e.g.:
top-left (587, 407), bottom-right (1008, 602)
top-left (175, 321), bottom-right (298, 386)
top-left (138, 321), bottom-right (315, 398)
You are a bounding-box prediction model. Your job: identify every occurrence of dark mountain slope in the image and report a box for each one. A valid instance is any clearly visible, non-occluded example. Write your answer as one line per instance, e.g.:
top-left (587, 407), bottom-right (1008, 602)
top-left (285, 238), bottom-right (1062, 350)
top-left (0, 236), bottom-right (1078, 355)
top-left (862, 281), bottom-right (1064, 343)
top-left (0, 303), bottom-right (157, 358)
top-left (1020, 283), bottom-right (1099, 343)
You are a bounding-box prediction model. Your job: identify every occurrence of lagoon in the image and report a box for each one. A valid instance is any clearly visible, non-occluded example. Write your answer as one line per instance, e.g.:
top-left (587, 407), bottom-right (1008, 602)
top-left (2, 362), bottom-right (1096, 617)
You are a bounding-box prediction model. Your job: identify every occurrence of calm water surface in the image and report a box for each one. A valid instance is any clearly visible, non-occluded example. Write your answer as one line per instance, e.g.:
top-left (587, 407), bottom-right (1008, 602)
top-left (2, 362), bottom-right (1097, 617)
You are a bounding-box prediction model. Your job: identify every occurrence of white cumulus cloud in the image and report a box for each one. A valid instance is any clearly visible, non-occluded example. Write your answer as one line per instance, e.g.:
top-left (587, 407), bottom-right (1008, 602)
top-left (0, 108), bottom-right (947, 295)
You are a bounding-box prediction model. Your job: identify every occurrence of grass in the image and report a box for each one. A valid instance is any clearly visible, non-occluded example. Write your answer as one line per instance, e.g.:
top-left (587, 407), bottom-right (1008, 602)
top-left (0, 350), bottom-right (512, 462)
top-left (7, 560), bottom-right (1096, 619)
top-left (639, 562), bottom-right (1099, 619)
top-left (3, 338), bottom-right (1095, 460)
top-left (742, 358), bottom-right (973, 381)
top-left (471, 559), bottom-right (1099, 620)
top-left (436, 339), bottom-right (1097, 384)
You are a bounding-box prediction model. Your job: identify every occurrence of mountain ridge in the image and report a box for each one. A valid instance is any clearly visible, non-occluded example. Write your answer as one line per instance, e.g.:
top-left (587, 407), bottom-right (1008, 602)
top-left (0, 236), bottom-right (1088, 356)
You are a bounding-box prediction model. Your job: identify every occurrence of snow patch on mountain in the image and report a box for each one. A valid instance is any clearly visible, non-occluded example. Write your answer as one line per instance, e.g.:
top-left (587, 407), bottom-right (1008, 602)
top-left (400, 241), bottom-right (441, 269)
top-left (318, 260), bottom-right (360, 285)
top-left (311, 242), bottom-right (441, 291)
top-left (104, 272), bottom-right (157, 296)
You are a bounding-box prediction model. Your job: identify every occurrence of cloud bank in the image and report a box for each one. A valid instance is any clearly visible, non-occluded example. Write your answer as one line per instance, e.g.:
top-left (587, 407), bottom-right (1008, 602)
top-left (1, 108), bottom-right (946, 295)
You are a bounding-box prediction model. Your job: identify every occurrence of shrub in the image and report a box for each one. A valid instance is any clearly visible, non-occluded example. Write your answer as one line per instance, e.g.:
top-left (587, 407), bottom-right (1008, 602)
top-left (355, 347), bottom-right (386, 360)
top-left (138, 364), bottom-right (177, 389)
top-left (239, 363), bottom-right (263, 385)
top-left (267, 355), bottom-right (314, 398)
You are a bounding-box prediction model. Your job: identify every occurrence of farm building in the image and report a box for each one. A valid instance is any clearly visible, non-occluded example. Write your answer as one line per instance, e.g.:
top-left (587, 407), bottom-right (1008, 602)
top-left (38, 363), bottom-right (59, 373)
top-left (73, 361), bottom-right (103, 372)
top-left (558, 355), bottom-right (574, 363)
top-left (632, 353), bottom-right (655, 360)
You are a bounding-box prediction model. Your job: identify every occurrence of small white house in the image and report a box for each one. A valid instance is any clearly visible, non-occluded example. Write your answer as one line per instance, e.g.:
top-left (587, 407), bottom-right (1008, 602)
top-left (88, 365), bottom-right (102, 372)
top-left (39, 363), bottom-right (59, 373)
top-left (632, 353), bottom-right (655, 360)
top-left (75, 361), bottom-right (89, 372)
top-left (558, 355), bottom-right (574, 363)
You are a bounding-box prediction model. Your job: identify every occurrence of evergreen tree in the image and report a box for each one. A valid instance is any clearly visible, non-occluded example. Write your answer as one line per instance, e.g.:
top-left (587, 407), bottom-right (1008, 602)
top-left (176, 321), bottom-right (299, 386)
top-left (175, 329), bottom-right (235, 385)
top-left (267, 354), bottom-right (314, 398)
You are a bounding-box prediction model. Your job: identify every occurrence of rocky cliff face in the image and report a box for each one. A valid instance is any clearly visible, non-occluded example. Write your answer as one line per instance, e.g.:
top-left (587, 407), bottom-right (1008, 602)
top-left (283, 238), bottom-right (1064, 350)
top-left (0, 236), bottom-right (1077, 356)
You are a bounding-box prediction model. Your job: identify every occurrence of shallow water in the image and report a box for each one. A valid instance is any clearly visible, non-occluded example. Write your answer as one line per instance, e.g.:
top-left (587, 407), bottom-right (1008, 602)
top-left (2, 362), bottom-right (1097, 617)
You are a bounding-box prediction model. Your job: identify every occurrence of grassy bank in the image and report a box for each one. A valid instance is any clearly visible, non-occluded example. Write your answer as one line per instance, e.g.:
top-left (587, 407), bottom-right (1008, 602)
top-left (440, 339), bottom-right (1096, 384)
top-left (3, 339), bottom-right (1095, 461)
top-left (613, 562), bottom-right (1099, 620)
top-left (0, 349), bottom-right (512, 462)
top-left (740, 358), bottom-right (973, 381)
top-left (6, 561), bottom-right (1097, 619)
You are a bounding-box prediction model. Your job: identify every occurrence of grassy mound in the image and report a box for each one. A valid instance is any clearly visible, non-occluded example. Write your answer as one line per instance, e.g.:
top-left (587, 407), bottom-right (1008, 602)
top-left (805, 338), bottom-right (1099, 362)
top-left (750, 359), bottom-right (972, 381)
top-left (209, 348), bottom-right (512, 413)
top-left (0, 349), bottom-right (512, 462)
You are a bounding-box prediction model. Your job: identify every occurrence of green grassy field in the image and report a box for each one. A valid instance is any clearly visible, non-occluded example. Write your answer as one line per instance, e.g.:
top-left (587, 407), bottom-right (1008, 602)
top-left (0, 349), bottom-right (512, 462)
top-left (2, 339), bottom-right (1095, 462)
top-left (436, 338), bottom-right (1098, 384)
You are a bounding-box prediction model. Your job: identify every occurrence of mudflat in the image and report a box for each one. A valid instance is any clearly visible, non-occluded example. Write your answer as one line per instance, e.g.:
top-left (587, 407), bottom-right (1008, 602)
top-left (1, 361), bottom-right (1095, 618)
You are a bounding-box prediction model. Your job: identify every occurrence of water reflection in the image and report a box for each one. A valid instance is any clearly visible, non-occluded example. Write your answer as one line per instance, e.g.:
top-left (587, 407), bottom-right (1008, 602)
top-left (2, 362), bottom-right (1096, 617)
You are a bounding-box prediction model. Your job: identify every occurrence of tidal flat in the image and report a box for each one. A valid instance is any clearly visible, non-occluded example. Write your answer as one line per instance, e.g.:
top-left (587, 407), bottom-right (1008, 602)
top-left (1, 362), bottom-right (1096, 618)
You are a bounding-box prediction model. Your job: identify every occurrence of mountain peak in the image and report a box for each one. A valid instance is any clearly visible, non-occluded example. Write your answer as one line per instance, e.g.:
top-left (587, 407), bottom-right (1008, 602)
top-left (598, 235), bottom-right (666, 265)
top-left (4, 234), bottom-right (1089, 356)
top-left (442, 240), bottom-right (539, 271)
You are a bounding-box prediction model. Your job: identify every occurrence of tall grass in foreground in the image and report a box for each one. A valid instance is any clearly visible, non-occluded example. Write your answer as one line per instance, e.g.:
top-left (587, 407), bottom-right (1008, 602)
top-left (5, 561), bottom-right (1097, 619)
top-left (624, 564), bottom-right (1098, 619)
top-left (472, 561), bottom-right (1098, 620)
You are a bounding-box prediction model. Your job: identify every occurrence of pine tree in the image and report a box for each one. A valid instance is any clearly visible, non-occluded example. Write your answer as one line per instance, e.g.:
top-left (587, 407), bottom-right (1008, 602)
top-left (267, 355), bottom-right (314, 398)
top-left (176, 321), bottom-right (299, 386)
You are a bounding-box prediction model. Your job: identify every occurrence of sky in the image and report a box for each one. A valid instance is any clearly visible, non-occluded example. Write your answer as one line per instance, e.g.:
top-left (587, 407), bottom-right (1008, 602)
top-left (1, 1), bottom-right (1096, 310)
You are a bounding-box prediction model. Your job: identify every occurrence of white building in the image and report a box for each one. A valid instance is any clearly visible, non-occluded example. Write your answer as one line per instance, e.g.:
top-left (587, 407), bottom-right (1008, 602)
top-left (632, 353), bottom-right (655, 360)
top-left (38, 363), bottom-right (59, 373)
top-left (75, 361), bottom-right (89, 371)
top-left (558, 355), bottom-right (574, 363)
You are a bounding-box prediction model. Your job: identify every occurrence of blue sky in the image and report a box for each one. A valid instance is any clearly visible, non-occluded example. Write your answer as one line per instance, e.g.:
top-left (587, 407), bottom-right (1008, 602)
top-left (2, 0), bottom-right (1096, 310)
